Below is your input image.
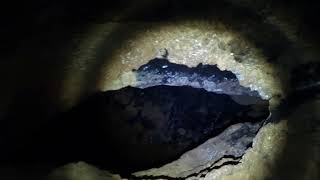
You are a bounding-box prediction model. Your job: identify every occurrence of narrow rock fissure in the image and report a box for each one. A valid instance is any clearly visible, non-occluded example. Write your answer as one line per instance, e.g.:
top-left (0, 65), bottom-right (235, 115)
top-left (184, 156), bottom-right (242, 179)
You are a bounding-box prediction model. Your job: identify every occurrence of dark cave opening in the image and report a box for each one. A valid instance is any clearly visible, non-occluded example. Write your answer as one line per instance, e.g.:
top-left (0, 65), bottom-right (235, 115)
top-left (46, 58), bottom-right (269, 175)
top-left (50, 84), bottom-right (269, 176)
top-left (1, 59), bottom-right (270, 177)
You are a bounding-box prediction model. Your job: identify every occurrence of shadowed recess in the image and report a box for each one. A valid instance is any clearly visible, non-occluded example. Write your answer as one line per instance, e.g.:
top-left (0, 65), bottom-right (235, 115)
top-left (46, 85), bottom-right (269, 175)
top-left (40, 61), bottom-right (269, 176)
top-left (1, 61), bottom-right (269, 177)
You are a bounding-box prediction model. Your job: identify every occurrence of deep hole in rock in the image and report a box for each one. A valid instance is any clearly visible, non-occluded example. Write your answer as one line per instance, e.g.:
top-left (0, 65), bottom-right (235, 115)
top-left (9, 58), bottom-right (269, 176)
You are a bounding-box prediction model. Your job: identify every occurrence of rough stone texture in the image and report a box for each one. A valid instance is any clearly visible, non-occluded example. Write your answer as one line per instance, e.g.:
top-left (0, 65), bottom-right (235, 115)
top-left (61, 20), bottom-right (283, 110)
top-left (56, 19), bottom-right (285, 180)
top-left (134, 58), bottom-right (260, 97)
top-left (96, 21), bottom-right (282, 103)
top-left (268, 99), bottom-right (320, 180)
top-left (189, 120), bottom-right (288, 180)
top-left (47, 1), bottom-right (320, 180)
top-left (133, 122), bottom-right (262, 178)
top-left (47, 162), bottom-right (124, 180)
top-left (0, 0), bottom-right (319, 180)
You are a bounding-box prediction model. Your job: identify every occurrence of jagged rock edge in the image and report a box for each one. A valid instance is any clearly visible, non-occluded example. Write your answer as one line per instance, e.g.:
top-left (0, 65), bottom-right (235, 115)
top-left (129, 155), bottom-right (242, 180)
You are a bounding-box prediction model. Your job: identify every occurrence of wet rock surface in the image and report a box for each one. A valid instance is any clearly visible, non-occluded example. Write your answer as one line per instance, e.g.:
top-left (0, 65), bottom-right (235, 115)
top-left (37, 85), bottom-right (269, 176)
top-left (134, 58), bottom-right (261, 97)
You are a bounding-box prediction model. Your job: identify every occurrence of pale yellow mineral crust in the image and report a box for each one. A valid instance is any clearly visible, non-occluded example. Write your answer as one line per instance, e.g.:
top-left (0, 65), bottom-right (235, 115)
top-left (61, 20), bottom-right (284, 110)
top-left (98, 21), bottom-right (283, 101)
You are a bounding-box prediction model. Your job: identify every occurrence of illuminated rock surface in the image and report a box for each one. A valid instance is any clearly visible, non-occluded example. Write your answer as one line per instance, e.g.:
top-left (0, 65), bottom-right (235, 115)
top-left (133, 122), bottom-right (262, 178)
top-left (135, 58), bottom-right (260, 97)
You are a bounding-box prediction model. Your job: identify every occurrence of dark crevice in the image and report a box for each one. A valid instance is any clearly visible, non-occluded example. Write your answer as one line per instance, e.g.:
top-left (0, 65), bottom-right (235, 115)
top-left (0, 59), bottom-right (269, 178)
top-left (40, 85), bottom-right (268, 176)
top-left (184, 156), bottom-right (242, 179)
